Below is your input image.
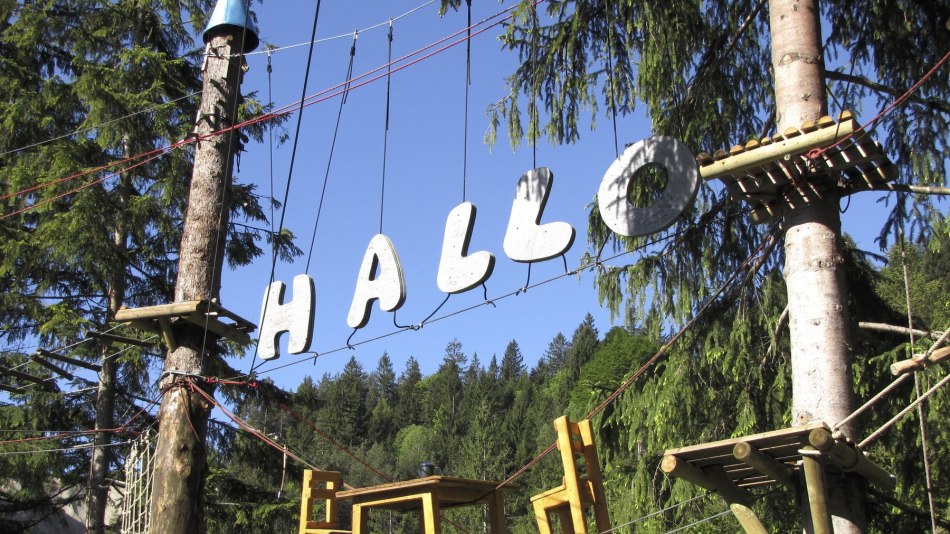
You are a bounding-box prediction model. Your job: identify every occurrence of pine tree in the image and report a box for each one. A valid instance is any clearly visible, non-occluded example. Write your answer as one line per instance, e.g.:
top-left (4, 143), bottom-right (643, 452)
top-left (0, 1), bottom-right (290, 529)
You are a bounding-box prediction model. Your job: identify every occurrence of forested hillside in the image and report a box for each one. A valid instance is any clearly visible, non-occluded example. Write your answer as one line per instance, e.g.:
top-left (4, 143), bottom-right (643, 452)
top-left (200, 229), bottom-right (949, 533)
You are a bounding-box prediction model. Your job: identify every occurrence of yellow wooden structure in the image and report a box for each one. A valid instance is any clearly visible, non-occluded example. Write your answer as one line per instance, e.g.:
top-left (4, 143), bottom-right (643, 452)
top-left (299, 470), bottom-right (349, 534)
top-left (530, 416), bottom-right (611, 534)
top-left (336, 475), bottom-right (516, 534)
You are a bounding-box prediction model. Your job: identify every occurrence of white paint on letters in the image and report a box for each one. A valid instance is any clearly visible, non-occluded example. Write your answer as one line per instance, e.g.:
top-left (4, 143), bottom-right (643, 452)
top-left (347, 234), bottom-right (407, 328)
top-left (503, 167), bottom-right (576, 262)
top-left (437, 201), bottom-right (495, 294)
top-left (597, 136), bottom-right (699, 237)
top-left (257, 274), bottom-right (315, 361)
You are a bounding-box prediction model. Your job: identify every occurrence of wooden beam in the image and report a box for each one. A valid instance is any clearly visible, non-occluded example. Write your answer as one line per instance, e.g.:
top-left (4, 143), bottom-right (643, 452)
top-left (30, 354), bottom-right (74, 380)
top-left (37, 349), bottom-right (102, 372)
top-left (733, 441), bottom-right (796, 488)
top-left (729, 503), bottom-right (769, 534)
top-left (661, 456), bottom-right (756, 504)
top-left (0, 365), bottom-right (55, 390)
top-left (0, 383), bottom-right (27, 395)
top-left (857, 322), bottom-right (943, 340)
top-left (87, 331), bottom-right (155, 348)
top-left (699, 115), bottom-right (856, 180)
top-left (891, 346), bottom-right (950, 376)
top-left (157, 318), bottom-right (177, 352)
top-left (114, 300), bottom-right (208, 321)
top-left (801, 448), bottom-right (833, 534)
top-left (807, 429), bottom-right (895, 490)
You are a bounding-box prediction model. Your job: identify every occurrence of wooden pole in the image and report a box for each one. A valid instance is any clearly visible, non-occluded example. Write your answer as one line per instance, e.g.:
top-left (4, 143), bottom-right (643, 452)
top-left (148, 25), bottom-right (249, 533)
top-left (802, 449), bottom-right (833, 534)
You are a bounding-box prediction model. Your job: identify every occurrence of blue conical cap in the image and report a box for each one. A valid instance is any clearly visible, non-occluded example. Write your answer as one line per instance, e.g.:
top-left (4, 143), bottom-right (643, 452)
top-left (203, 0), bottom-right (260, 53)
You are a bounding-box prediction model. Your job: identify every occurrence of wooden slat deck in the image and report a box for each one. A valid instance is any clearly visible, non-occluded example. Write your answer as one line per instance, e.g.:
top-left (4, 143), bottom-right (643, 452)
top-left (697, 111), bottom-right (898, 224)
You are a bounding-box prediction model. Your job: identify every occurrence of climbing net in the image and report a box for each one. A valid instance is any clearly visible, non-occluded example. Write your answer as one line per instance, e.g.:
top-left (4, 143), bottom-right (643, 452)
top-left (119, 431), bottom-right (155, 534)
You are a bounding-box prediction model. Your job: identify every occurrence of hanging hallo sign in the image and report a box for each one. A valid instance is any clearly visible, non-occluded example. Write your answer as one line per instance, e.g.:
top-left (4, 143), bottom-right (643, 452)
top-left (257, 136), bottom-right (699, 360)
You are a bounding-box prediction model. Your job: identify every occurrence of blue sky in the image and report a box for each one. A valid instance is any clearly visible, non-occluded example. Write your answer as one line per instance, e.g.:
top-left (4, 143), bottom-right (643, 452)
top-left (217, 0), bottom-right (893, 387)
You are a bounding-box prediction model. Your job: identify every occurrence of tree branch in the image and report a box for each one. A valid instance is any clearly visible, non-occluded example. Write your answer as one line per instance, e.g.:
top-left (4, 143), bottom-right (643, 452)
top-left (826, 70), bottom-right (950, 114)
top-left (857, 321), bottom-right (944, 340)
top-left (863, 183), bottom-right (950, 197)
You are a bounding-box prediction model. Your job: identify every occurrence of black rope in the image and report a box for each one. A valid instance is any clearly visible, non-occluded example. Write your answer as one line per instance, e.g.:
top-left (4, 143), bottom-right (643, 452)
top-left (380, 22), bottom-right (394, 234)
top-left (266, 50), bottom-right (276, 262)
top-left (603, 0), bottom-right (620, 158)
top-left (305, 33), bottom-right (358, 273)
top-left (462, 0), bottom-right (472, 202)
top-left (250, 0), bottom-right (324, 374)
top-left (530, 2), bottom-right (539, 168)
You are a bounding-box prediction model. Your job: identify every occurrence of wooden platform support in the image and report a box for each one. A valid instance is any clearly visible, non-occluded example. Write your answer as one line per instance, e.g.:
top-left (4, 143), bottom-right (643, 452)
top-left (801, 448), bottom-right (832, 534)
top-left (114, 299), bottom-right (256, 349)
top-left (662, 422), bottom-right (894, 533)
top-left (660, 456), bottom-right (767, 534)
top-left (37, 349), bottom-right (102, 372)
top-left (0, 365), bottom-right (56, 391)
top-left (891, 346), bottom-right (950, 376)
top-left (807, 429), bottom-right (895, 490)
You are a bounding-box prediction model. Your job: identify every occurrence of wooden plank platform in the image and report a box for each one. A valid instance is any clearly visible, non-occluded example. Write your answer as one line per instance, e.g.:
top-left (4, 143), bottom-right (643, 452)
top-left (697, 111), bottom-right (898, 224)
top-left (114, 299), bottom-right (256, 348)
top-left (662, 422), bottom-right (894, 492)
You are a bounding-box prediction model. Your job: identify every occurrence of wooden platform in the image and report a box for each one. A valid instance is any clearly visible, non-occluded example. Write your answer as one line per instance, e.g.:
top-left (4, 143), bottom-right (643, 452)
top-left (662, 423), bottom-right (894, 533)
top-left (662, 422), bottom-right (894, 494)
top-left (697, 111), bottom-right (898, 223)
top-left (114, 299), bottom-right (256, 349)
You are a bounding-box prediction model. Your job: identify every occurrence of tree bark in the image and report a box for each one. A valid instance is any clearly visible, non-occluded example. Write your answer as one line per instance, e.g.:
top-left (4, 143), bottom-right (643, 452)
top-left (770, 0), bottom-right (865, 532)
top-left (149, 30), bottom-right (245, 534)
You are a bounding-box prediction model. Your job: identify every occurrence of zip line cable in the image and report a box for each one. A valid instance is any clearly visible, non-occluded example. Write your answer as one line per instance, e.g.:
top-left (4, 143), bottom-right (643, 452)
top-left (0, 91), bottom-right (200, 159)
top-left (493, 223), bottom-right (781, 491)
top-left (380, 21), bottom-right (394, 235)
top-left (0, 0), bottom-right (437, 161)
top-left (240, 0), bottom-right (437, 57)
top-left (462, 0), bottom-right (472, 202)
top-left (240, 205), bottom-right (756, 379)
top-left (247, 0), bottom-right (324, 375)
top-left (303, 32), bottom-right (359, 274)
top-left (0, 0), bottom-right (523, 220)
top-left (807, 49), bottom-right (950, 161)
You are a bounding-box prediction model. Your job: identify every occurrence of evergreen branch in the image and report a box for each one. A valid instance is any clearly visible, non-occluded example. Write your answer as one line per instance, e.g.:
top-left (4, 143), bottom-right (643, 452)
top-left (825, 70), bottom-right (950, 114)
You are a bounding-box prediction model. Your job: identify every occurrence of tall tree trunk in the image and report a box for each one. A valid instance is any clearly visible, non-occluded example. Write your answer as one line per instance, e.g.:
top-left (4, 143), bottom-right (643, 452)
top-left (86, 144), bottom-right (132, 533)
top-left (770, 0), bottom-right (865, 532)
top-left (149, 30), bottom-right (244, 534)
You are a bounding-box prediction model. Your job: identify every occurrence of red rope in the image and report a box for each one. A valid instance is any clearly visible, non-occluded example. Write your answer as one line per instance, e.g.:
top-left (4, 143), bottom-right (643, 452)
top-left (808, 49), bottom-right (950, 161)
top-left (0, 1), bottom-right (524, 219)
top-left (495, 225), bottom-right (781, 490)
top-left (187, 380), bottom-right (316, 470)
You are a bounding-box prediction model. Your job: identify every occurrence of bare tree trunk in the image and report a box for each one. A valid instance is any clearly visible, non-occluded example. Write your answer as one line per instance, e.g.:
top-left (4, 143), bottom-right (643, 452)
top-left (770, 0), bottom-right (865, 532)
top-left (87, 151), bottom-right (132, 533)
top-left (149, 30), bottom-right (245, 534)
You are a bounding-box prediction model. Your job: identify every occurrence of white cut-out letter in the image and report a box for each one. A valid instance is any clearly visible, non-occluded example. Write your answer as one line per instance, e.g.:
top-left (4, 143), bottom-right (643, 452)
top-left (348, 234), bottom-right (406, 329)
top-left (597, 136), bottom-right (699, 237)
top-left (257, 274), bottom-right (315, 361)
top-left (503, 167), bottom-right (576, 262)
top-left (437, 201), bottom-right (495, 294)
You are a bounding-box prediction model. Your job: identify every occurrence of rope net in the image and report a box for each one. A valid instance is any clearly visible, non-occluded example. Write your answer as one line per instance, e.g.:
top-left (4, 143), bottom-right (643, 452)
top-left (119, 431), bottom-right (155, 534)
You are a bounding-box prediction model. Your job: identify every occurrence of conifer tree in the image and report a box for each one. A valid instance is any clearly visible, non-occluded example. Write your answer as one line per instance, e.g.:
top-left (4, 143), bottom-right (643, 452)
top-left (0, 0), bottom-right (289, 529)
top-left (446, 0), bottom-right (950, 531)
